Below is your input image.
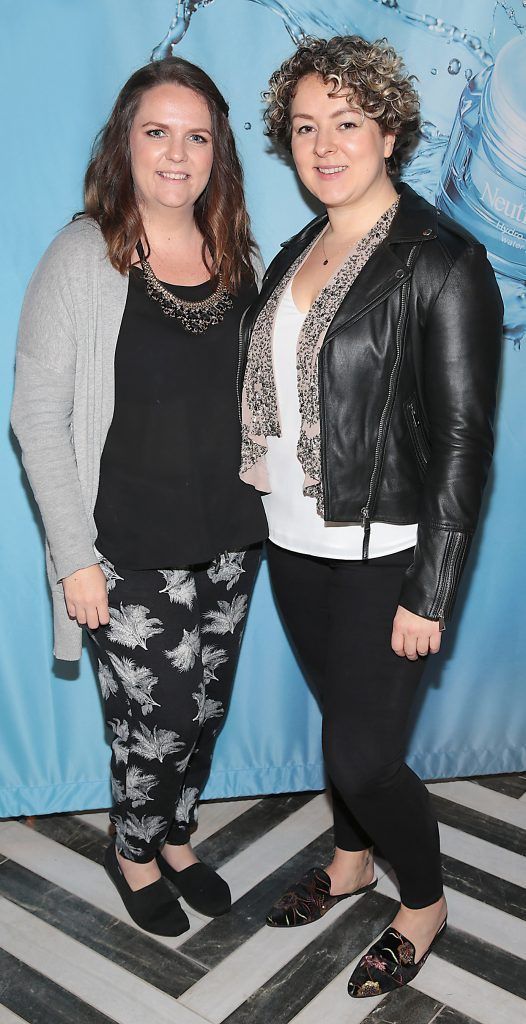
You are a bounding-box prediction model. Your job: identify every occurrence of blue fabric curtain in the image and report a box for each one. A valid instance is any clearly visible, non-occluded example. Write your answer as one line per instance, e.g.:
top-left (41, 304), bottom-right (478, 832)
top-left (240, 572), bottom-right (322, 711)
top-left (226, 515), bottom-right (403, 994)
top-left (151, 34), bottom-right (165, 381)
top-left (1, 0), bottom-right (525, 818)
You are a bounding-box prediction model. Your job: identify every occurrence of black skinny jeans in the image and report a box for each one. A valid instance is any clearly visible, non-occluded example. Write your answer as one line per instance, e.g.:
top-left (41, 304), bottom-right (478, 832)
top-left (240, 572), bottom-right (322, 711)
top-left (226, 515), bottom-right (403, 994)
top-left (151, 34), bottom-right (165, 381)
top-left (267, 541), bottom-right (443, 910)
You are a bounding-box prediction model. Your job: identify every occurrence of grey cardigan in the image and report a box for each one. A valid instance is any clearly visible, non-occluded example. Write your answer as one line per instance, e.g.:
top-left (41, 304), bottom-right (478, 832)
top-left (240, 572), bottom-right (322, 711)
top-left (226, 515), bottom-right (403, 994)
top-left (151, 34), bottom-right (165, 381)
top-left (11, 218), bottom-right (263, 661)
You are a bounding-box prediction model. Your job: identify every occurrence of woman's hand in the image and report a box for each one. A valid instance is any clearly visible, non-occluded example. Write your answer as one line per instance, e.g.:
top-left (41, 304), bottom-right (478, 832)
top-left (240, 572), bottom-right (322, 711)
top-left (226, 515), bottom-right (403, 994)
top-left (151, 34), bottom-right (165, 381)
top-left (391, 605), bottom-right (442, 660)
top-left (62, 564), bottom-right (110, 629)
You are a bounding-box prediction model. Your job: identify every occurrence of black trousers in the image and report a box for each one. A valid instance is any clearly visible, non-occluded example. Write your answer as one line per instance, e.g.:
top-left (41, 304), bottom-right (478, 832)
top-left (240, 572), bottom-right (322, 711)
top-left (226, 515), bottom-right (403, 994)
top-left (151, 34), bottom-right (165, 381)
top-left (88, 546), bottom-right (261, 862)
top-left (267, 541), bottom-right (443, 909)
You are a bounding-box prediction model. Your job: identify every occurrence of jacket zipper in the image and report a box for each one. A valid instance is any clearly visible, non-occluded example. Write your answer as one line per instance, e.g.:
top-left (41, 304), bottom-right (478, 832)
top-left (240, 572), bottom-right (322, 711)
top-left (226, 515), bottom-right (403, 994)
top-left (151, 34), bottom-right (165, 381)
top-left (430, 531), bottom-right (468, 621)
top-left (360, 244), bottom-right (419, 559)
top-left (236, 306), bottom-right (250, 423)
top-left (407, 399), bottom-right (430, 475)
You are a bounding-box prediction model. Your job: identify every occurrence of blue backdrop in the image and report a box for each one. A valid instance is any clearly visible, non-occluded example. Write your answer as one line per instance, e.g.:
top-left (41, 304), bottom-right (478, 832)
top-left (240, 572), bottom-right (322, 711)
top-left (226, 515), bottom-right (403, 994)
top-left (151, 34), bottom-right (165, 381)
top-left (1, 0), bottom-right (525, 818)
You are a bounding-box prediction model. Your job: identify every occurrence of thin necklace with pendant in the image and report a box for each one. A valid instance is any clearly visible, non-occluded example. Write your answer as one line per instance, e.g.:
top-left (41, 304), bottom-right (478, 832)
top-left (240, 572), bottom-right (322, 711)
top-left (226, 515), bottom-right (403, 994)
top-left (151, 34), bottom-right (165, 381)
top-left (321, 196), bottom-right (400, 265)
top-left (320, 230), bottom-right (357, 267)
top-left (136, 240), bottom-right (233, 334)
top-left (321, 232), bottom-right (330, 266)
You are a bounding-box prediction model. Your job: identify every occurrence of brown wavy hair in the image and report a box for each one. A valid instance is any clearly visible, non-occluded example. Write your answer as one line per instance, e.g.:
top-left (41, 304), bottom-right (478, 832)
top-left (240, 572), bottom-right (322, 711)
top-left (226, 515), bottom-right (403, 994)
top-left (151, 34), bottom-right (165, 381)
top-left (82, 57), bottom-right (256, 290)
top-left (264, 35), bottom-right (420, 175)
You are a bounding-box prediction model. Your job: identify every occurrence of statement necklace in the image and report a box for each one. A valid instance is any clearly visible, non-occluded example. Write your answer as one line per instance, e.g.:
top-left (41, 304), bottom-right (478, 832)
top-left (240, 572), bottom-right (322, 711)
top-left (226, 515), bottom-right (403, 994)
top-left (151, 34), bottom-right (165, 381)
top-left (136, 241), bottom-right (233, 335)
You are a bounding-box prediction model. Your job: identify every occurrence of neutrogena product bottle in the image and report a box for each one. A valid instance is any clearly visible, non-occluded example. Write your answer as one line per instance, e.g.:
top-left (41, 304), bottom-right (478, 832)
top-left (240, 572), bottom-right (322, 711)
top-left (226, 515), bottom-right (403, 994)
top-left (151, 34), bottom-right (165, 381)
top-left (437, 34), bottom-right (526, 283)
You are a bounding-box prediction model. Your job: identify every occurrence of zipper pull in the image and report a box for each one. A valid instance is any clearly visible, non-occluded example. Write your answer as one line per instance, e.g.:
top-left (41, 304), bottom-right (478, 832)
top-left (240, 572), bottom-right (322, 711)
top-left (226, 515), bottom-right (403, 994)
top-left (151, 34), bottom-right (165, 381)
top-left (361, 507), bottom-right (371, 561)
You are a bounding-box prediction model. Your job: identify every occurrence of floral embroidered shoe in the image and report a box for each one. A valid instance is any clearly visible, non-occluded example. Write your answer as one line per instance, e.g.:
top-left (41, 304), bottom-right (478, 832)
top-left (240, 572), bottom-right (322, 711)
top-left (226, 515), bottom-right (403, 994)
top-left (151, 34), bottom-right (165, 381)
top-left (348, 918), bottom-right (447, 997)
top-left (266, 867), bottom-right (377, 927)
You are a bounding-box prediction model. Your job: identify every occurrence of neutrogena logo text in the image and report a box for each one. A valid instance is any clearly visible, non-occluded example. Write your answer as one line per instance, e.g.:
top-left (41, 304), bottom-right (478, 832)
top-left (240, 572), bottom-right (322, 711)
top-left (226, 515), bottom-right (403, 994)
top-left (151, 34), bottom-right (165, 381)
top-left (482, 182), bottom-right (526, 227)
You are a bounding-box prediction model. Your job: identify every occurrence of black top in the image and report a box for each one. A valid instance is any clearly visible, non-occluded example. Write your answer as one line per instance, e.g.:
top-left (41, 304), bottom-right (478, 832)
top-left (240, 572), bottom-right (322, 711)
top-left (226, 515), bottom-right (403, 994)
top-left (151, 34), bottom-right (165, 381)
top-left (94, 266), bottom-right (267, 569)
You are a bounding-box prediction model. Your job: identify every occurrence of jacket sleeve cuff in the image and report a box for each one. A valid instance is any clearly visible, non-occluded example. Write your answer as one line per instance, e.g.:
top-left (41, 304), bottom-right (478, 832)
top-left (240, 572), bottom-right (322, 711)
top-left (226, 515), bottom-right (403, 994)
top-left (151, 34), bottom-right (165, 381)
top-left (398, 525), bottom-right (472, 622)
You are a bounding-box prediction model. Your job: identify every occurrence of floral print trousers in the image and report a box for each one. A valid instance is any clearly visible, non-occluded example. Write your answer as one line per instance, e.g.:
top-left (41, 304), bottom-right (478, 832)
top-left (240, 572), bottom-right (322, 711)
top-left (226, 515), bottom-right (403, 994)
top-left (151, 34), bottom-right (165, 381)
top-left (87, 545), bottom-right (261, 862)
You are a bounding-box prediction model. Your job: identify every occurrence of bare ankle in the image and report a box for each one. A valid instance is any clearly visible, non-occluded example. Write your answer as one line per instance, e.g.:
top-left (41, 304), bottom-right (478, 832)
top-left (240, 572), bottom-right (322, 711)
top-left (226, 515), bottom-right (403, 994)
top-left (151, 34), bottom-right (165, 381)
top-left (326, 847), bottom-right (375, 895)
top-left (115, 848), bottom-right (160, 891)
top-left (161, 841), bottom-right (198, 872)
top-left (399, 894), bottom-right (447, 918)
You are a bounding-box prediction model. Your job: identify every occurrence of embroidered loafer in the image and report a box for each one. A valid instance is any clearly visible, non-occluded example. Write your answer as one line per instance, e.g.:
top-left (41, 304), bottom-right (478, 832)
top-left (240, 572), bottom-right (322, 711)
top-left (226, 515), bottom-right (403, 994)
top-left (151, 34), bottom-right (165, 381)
top-left (348, 918), bottom-right (447, 997)
top-left (266, 867), bottom-right (378, 927)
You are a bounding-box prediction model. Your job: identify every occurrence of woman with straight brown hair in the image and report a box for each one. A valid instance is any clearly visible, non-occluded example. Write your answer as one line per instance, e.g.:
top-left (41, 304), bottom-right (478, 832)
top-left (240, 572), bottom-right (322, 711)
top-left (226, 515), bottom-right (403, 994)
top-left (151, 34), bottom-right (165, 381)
top-left (11, 56), bottom-right (267, 936)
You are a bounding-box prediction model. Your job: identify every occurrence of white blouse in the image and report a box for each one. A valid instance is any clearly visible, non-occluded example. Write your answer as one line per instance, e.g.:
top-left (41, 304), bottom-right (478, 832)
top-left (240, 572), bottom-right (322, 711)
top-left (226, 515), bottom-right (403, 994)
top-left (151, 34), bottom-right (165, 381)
top-left (262, 280), bottom-right (418, 559)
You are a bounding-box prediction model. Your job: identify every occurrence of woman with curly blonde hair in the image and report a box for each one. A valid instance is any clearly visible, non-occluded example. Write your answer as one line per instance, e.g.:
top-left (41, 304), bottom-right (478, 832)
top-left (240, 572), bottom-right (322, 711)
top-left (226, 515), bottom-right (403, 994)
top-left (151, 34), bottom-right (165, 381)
top-left (239, 35), bottom-right (502, 996)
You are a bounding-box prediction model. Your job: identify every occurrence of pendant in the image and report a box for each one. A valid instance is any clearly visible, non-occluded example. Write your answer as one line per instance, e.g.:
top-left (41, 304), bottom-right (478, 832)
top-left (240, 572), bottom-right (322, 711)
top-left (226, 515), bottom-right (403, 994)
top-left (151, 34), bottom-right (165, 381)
top-left (323, 258), bottom-right (328, 266)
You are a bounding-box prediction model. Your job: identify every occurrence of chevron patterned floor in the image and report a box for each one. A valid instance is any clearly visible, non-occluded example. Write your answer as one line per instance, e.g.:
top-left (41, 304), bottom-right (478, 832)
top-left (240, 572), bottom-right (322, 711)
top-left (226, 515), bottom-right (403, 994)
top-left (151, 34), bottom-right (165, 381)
top-left (0, 773), bottom-right (525, 1024)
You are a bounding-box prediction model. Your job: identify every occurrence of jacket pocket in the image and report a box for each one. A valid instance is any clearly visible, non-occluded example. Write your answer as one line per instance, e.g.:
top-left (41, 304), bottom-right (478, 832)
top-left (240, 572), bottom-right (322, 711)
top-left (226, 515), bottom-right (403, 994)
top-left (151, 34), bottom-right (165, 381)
top-left (404, 395), bottom-right (431, 476)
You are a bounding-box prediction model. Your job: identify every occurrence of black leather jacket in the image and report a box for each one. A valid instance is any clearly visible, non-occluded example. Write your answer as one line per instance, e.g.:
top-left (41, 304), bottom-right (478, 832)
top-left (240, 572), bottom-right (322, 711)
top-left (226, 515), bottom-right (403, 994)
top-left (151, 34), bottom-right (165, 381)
top-left (239, 184), bottom-right (503, 622)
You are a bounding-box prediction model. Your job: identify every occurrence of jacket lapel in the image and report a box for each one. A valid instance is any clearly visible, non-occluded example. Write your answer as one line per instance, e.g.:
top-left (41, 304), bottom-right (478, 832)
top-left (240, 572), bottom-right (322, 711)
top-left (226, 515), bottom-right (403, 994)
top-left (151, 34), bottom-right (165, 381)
top-left (322, 243), bottom-right (411, 344)
top-left (243, 184), bottom-right (437, 352)
top-left (323, 185), bottom-right (437, 343)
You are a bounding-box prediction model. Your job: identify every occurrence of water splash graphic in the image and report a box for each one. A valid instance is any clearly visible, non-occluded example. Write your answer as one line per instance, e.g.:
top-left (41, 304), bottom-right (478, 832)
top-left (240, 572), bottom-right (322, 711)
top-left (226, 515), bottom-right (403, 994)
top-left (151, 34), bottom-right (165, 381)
top-left (151, 1), bottom-right (525, 344)
top-left (151, 0), bottom-right (215, 59)
top-left (152, 0), bottom-right (500, 62)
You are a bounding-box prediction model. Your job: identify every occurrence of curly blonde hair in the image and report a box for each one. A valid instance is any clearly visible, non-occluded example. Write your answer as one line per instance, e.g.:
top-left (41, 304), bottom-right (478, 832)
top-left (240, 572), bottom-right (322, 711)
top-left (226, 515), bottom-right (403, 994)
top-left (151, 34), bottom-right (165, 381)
top-left (264, 35), bottom-right (420, 174)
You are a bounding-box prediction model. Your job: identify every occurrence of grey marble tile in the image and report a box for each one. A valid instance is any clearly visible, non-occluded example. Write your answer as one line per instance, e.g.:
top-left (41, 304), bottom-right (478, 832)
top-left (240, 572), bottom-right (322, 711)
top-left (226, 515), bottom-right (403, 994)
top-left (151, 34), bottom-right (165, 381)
top-left (436, 1008), bottom-right (486, 1024)
top-left (0, 859), bottom-right (205, 997)
top-left (360, 986), bottom-right (442, 1023)
top-left (25, 816), bottom-right (107, 865)
top-left (0, 948), bottom-right (115, 1024)
top-left (179, 827), bottom-right (333, 968)
top-left (431, 795), bottom-right (525, 855)
top-left (196, 792), bottom-right (316, 869)
top-left (473, 775), bottom-right (526, 800)
top-left (219, 891), bottom-right (397, 1024)
top-left (439, 926), bottom-right (526, 1000)
top-left (441, 853), bottom-right (526, 920)
top-left (25, 794), bottom-right (315, 876)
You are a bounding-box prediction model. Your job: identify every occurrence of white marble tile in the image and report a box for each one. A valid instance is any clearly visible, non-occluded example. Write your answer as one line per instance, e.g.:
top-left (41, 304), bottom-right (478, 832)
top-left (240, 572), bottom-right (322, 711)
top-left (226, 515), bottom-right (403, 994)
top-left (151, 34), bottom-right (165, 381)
top-left (375, 870), bottom-right (526, 957)
top-left (193, 798), bottom-right (261, 845)
top-left (287, 959), bottom-right (385, 1024)
top-left (416, 953), bottom-right (526, 1024)
top-left (443, 886), bottom-right (526, 957)
top-left (74, 798), bottom-right (259, 843)
top-left (220, 793), bottom-right (333, 902)
top-left (0, 821), bottom-right (204, 950)
top-left (0, 796), bottom-right (333, 953)
top-left (429, 781), bottom-right (526, 830)
top-left (438, 822), bottom-right (526, 888)
top-left (74, 811), bottom-right (111, 833)
top-left (179, 887), bottom-right (382, 1022)
top-left (0, 1007), bottom-right (30, 1024)
top-left (0, 897), bottom-right (206, 1024)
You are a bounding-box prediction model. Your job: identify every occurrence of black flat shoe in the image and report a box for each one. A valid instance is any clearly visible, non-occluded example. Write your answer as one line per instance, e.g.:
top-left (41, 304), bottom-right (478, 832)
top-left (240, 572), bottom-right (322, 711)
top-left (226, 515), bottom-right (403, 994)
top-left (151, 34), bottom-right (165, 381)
top-left (157, 854), bottom-right (231, 916)
top-left (348, 918), bottom-right (448, 997)
top-left (266, 867), bottom-right (378, 927)
top-left (104, 841), bottom-right (190, 936)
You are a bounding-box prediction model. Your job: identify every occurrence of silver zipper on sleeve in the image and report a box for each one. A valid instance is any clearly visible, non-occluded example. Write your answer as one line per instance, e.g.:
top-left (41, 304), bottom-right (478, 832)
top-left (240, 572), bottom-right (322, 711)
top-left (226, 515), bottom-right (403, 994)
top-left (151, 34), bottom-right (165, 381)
top-left (432, 532), bottom-right (468, 621)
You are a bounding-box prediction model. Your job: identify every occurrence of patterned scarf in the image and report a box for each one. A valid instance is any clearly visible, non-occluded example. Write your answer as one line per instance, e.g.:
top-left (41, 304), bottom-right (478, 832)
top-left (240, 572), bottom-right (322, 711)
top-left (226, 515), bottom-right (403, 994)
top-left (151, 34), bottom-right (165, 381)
top-left (240, 199), bottom-right (399, 517)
